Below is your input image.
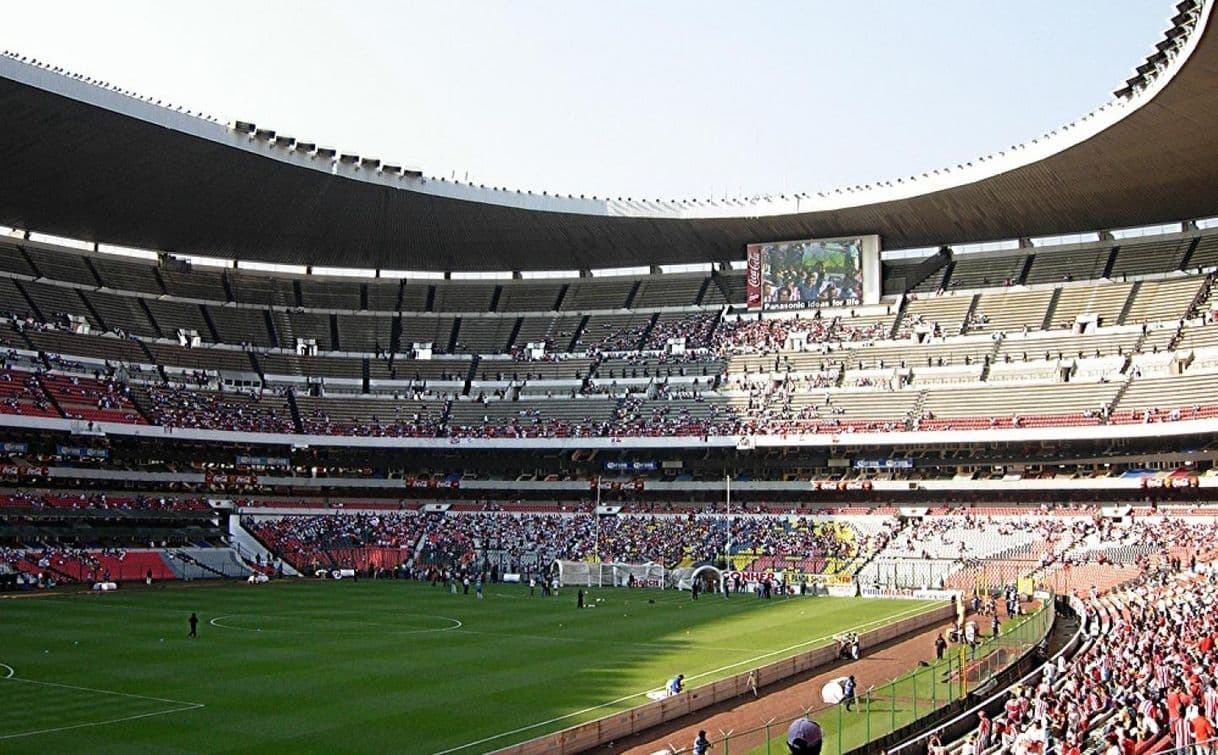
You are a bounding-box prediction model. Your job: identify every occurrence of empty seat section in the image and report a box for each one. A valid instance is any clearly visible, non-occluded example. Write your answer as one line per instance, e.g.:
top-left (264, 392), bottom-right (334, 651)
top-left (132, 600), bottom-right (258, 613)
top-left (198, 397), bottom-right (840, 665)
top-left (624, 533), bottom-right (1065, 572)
top-left (945, 252), bottom-right (1027, 289)
top-left (514, 315), bottom-right (582, 351)
top-left (260, 353), bottom-right (363, 379)
top-left (0, 245), bottom-right (35, 276)
top-left (285, 311), bottom-right (333, 350)
top-left (972, 289), bottom-right (1054, 333)
top-left (997, 328), bottom-right (1140, 361)
top-left (336, 315), bottom-right (393, 352)
top-left (1175, 323), bottom-right (1218, 352)
top-left (497, 282), bottom-right (563, 312)
top-left (1052, 283), bottom-right (1132, 328)
top-left (25, 247), bottom-right (97, 286)
top-left (920, 381), bottom-right (1119, 428)
top-left (633, 275), bottom-right (706, 307)
top-left (377, 357), bottom-right (469, 383)
top-left (1112, 370), bottom-right (1218, 421)
top-left (1111, 237), bottom-right (1191, 277)
top-left (206, 305), bottom-right (274, 347)
top-left (1189, 235), bottom-right (1218, 270)
top-left (149, 343), bottom-right (254, 373)
top-left (398, 283), bottom-right (430, 312)
top-left (561, 279), bottom-right (634, 310)
top-left (26, 330), bottom-right (148, 364)
top-left (453, 318), bottom-right (516, 354)
top-left (365, 282), bottom-right (400, 311)
top-left (1026, 246), bottom-right (1112, 285)
top-left (900, 294), bottom-right (973, 336)
top-left (705, 273), bottom-right (746, 305)
top-left (22, 282), bottom-right (95, 326)
top-left (300, 279), bottom-right (361, 310)
top-left (432, 282), bottom-right (495, 313)
top-left (84, 291), bottom-right (158, 336)
top-left (1122, 277), bottom-right (1204, 324)
top-left (400, 317), bottom-right (454, 353)
top-left (0, 278), bottom-right (34, 318)
top-left (847, 337), bottom-right (992, 369)
top-left (145, 299), bottom-right (211, 339)
top-left (229, 271), bottom-right (295, 307)
top-left (160, 267), bottom-right (229, 301)
top-left (597, 356), bottom-right (725, 381)
top-left (477, 357), bottom-right (594, 381)
top-left (91, 256), bottom-right (164, 295)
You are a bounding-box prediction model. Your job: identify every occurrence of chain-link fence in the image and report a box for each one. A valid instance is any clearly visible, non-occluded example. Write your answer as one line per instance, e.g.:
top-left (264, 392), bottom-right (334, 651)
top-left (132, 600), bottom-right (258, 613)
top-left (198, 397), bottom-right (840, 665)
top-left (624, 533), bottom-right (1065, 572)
top-left (667, 599), bottom-right (1055, 755)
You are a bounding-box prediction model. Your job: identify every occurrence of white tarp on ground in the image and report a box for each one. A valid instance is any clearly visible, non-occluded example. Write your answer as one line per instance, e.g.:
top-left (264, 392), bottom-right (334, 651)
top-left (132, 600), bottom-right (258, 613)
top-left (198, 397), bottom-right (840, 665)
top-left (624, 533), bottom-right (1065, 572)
top-left (551, 560), bottom-right (666, 588)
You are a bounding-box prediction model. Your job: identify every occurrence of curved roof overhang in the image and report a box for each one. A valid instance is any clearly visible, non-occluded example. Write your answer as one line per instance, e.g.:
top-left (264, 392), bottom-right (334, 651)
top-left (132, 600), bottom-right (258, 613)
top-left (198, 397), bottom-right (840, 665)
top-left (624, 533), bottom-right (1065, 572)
top-left (0, 1), bottom-right (1213, 271)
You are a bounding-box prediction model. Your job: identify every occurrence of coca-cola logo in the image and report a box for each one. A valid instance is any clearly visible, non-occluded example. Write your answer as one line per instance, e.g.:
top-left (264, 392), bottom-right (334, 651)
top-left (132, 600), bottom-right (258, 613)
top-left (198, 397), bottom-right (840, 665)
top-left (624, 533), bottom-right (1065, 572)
top-left (746, 248), bottom-right (762, 286)
top-left (746, 247), bottom-right (763, 308)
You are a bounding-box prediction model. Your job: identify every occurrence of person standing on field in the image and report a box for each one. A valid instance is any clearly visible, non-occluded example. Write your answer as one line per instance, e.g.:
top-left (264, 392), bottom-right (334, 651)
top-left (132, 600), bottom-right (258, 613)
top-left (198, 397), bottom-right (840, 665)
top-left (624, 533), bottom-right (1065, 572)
top-left (577, 589), bottom-right (584, 609)
top-left (188, 612), bottom-right (198, 638)
top-left (843, 675), bottom-right (856, 711)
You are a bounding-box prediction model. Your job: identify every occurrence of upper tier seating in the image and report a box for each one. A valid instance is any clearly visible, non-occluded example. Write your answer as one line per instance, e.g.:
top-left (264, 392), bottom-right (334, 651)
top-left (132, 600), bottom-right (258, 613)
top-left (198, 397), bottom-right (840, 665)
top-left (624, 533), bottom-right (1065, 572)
top-left (2, 234), bottom-right (1218, 440)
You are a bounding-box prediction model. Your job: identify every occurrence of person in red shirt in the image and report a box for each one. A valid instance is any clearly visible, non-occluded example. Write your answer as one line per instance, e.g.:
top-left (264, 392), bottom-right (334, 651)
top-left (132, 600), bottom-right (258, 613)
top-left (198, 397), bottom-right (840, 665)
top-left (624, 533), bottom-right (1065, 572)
top-left (1190, 710), bottom-right (1215, 754)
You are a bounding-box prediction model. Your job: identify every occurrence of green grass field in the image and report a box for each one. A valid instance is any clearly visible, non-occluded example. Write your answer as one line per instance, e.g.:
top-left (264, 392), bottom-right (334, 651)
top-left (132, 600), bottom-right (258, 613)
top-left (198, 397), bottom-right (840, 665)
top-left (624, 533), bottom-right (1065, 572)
top-left (0, 581), bottom-right (938, 754)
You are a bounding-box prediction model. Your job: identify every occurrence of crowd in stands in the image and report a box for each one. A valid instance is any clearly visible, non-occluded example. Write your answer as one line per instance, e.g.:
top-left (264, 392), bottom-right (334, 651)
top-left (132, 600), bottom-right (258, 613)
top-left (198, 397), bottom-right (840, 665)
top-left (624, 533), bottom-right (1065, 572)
top-left (145, 383), bottom-right (295, 434)
top-left (943, 566), bottom-right (1218, 755)
top-left (0, 492), bottom-right (208, 511)
top-left (245, 510), bottom-right (875, 574)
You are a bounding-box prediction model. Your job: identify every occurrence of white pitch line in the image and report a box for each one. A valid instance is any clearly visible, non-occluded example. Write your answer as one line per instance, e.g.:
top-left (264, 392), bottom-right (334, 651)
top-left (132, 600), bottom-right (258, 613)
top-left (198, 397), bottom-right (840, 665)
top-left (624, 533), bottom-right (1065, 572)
top-left (0, 703), bottom-right (204, 740)
top-left (430, 600), bottom-right (942, 755)
top-left (0, 675), bottom-right (206, 740)
top-left (0, 663), bottom-right (13, 679)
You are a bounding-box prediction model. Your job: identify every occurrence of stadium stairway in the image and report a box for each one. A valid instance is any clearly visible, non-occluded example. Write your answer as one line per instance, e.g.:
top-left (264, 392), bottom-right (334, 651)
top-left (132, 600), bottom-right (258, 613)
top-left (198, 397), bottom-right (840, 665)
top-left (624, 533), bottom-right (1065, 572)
top-left (229, 515), bottom-right (300, 575)
top-left (164, 548), bottom-right (252, 580)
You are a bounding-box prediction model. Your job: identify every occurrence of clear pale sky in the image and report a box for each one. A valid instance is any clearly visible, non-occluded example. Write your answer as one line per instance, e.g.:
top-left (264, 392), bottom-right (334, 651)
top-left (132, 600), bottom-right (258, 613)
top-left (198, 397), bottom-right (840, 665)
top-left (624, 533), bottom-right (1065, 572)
top-left (0, 1), bottom-right (1172, 200)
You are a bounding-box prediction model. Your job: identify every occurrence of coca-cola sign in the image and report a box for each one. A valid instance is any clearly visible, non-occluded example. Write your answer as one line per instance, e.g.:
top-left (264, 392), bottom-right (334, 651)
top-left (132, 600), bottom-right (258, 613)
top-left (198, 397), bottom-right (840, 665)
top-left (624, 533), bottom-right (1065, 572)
top-left (746, 245), bottom-right (763, 309)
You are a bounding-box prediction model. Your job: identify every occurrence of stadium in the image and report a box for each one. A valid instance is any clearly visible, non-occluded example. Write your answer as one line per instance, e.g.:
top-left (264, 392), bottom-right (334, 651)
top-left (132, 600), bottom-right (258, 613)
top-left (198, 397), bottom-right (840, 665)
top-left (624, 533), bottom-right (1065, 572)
top-left (2, 2), bottom-right (1218, 754)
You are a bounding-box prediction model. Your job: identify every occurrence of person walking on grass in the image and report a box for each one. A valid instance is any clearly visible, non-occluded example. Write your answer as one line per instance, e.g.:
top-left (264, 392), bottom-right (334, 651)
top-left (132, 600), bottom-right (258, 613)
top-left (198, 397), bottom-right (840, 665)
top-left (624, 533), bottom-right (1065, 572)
top-left (188, 612), bottom-right (198, 638)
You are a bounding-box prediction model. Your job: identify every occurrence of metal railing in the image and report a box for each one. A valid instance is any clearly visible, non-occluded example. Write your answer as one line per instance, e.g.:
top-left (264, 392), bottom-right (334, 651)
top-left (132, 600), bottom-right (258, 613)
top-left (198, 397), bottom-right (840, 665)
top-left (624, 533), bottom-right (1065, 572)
top-left (663, 600), bottom-right (1055, 755)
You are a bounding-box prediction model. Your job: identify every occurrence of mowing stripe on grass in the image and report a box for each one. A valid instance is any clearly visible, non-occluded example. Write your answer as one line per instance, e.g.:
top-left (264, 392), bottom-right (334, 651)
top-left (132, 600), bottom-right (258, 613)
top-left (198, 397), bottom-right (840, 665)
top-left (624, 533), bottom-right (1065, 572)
top-left (431, 600), bottom-right (942, 755)
top-left (207, 613), bottom-right (464, 635)
top-left (0, 674), bottom-right (205, 741)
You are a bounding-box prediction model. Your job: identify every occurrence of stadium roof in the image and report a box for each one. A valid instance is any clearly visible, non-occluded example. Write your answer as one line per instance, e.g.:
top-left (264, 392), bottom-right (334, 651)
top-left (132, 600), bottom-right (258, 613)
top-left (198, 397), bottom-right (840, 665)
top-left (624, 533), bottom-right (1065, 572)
top-left (0, 1), bottom-right (1214, 272)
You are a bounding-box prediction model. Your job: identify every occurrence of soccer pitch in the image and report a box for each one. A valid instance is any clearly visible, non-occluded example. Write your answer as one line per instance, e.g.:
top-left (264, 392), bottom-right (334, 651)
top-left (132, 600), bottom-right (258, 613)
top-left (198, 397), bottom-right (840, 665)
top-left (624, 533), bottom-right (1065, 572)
top-left (0, 581), bottom-right (938, 753)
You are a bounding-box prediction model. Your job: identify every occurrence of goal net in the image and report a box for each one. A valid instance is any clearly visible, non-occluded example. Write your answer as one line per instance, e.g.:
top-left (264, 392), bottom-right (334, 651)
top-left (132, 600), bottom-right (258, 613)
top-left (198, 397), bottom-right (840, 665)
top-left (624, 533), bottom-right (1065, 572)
top-left (551, 560), bottom-right (666, 588)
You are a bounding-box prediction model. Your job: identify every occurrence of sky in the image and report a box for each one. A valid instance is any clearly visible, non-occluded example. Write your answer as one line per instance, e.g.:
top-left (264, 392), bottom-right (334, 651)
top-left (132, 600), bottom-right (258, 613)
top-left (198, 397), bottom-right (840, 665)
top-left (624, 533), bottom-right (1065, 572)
top-left (0, 1), bottom-right (1175, 201)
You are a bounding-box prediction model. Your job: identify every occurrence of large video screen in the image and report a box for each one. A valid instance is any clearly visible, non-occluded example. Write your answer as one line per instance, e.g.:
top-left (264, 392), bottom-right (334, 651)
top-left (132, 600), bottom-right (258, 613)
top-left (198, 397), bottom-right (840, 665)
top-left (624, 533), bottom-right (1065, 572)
top-left (746, 236), bottom-right (879, 310)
